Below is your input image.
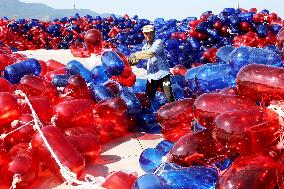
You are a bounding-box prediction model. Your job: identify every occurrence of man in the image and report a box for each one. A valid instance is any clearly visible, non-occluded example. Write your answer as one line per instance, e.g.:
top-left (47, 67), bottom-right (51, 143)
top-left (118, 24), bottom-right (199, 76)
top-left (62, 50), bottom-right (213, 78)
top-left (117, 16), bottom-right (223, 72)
top-left (128, 25), bottom-right (175, 103)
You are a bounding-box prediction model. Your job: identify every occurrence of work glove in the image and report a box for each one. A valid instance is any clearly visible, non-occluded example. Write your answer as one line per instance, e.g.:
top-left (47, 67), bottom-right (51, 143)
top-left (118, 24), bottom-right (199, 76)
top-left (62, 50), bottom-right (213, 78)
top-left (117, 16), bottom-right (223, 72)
top-left (127, 55), bottom-right (140, 65)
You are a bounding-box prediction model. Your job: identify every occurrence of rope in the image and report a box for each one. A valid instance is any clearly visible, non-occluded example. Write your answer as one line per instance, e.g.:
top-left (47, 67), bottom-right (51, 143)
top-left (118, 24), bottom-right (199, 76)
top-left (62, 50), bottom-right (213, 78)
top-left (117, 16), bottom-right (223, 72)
top-left (153, 155), bottom-right (168, 176)
top-left (10, 174), bottom-right (21, 189)
top-left (13, 90), bottom-right (106, 189)
top-left (0, 120), bottom-right (34, 140)
top-left (267, 103), bottom-right (284, 149)
top-left (59, 89), bottom-right (74, 98)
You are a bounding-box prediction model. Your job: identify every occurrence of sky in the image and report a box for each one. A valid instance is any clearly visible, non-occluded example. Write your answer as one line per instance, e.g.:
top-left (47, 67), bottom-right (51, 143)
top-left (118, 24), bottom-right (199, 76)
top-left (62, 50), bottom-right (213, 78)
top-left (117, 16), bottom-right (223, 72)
top-left (20, 0), bottom-right (284, 20)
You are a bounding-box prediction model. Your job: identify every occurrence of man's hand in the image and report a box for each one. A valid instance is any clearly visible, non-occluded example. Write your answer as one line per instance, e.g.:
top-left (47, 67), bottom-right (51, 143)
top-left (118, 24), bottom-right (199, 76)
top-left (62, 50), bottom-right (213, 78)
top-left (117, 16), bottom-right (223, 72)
top-left (127, 55), bottom-right (139, 65)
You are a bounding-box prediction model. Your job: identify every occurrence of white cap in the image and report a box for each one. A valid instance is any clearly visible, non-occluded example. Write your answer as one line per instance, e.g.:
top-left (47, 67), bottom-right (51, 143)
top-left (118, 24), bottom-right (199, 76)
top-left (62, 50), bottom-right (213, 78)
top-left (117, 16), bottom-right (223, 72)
top-left (142, 25), bottom-right (155, 33)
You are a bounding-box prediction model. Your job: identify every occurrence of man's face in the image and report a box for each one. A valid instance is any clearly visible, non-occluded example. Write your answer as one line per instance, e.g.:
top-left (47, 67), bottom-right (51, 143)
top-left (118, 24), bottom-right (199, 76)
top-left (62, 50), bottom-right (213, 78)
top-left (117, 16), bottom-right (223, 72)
top-left (143, 31), bottom-right (155, 42)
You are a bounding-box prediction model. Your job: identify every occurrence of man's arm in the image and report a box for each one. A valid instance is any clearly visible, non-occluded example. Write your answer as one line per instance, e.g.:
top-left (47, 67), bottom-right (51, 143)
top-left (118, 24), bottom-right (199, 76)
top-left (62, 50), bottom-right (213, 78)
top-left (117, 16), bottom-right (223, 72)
top-left (128, 51), bottom-right (154, 66)
top-left (128, 50), bottom-right (155, 65)
top-left (134, 50), bottom-right (155, 60)
top-left (134, 39), bottom-right (164, 60)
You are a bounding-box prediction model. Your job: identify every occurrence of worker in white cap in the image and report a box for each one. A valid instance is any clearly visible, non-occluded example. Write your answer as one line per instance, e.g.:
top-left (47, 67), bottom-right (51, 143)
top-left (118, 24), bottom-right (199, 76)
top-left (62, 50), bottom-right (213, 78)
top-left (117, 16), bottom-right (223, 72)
top-left (128, 24), bottom-right (175, 104)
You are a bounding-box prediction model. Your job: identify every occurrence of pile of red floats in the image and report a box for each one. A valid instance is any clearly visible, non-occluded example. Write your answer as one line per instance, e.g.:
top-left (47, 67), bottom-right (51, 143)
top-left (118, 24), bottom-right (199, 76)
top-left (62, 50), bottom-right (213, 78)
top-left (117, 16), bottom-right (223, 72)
top-left (0, 42), bottom-right (142, 188)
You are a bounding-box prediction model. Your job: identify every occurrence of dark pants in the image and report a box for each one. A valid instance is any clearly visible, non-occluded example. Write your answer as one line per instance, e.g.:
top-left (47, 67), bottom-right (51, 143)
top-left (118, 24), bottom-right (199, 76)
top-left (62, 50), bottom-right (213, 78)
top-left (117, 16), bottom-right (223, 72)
top-left (145, 75), bottom-right (175, 103)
